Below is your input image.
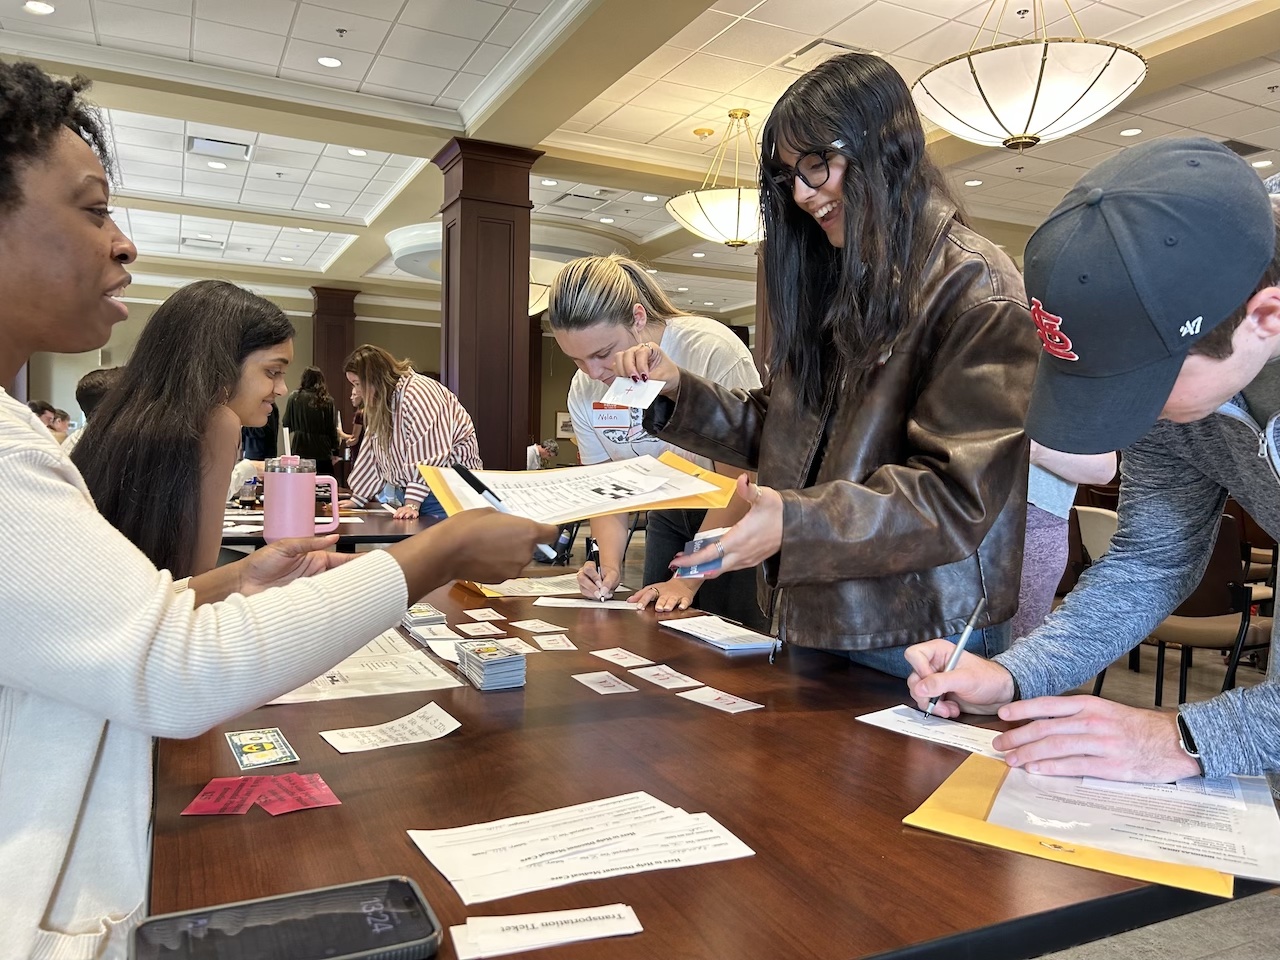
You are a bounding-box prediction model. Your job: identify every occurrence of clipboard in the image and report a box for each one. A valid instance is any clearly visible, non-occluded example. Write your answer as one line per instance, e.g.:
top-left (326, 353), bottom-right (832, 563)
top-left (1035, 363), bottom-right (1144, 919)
top-left (419, 452), bottom-right (737, 523)
top-left (903, 755), bottom-right (1234, 897)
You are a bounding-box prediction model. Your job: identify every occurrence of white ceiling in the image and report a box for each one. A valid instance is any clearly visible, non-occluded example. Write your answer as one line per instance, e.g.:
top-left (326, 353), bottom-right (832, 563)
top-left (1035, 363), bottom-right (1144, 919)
top-left (529, 175), bottom-right (678, 243)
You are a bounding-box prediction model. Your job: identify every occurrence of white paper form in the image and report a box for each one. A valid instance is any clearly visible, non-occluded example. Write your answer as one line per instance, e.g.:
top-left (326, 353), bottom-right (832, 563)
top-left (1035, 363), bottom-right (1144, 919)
top-left (433, 456), bottom-right (717, 525)
top-left (424, 640), bottom-right (460, 664)
top-left (478, 574), bottom-right (583, 596)
top-left (451, 904), bottom-right (642, 960)
top-left (533, 596), bottom-right (641, 611)
top-left (856, 705), bottom-right (1004, 760)
top-left (659, 615), bottom-right (776, 654)
top-left (321, 702), bottom-right (461, 753)
top-left (457, 622), bottom-right (505, 637)
top-left (409, 792), bottom-right (754, 905)
top-left (508, 619), bottom-right (566, 633)
top-left (573, 671), bottom-right (639, 695)
top-left (988, 770), bottom-right (1280, 883)
top-left (269, 631), bottom-right (463, 704)
top-left (677, 686), bottom-right (764, 713)
top-left (464, 608), bottom-right (507, 621)
top-left (629, 665), bottom-right (701, 690)
top-left (535, 634), bottom-right (577, 651)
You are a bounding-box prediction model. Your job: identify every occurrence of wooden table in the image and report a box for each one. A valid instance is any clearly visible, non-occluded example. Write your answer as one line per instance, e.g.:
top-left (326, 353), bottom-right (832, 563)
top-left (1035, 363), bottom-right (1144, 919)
top-left (222, 506), bottom-right (438, 552)
top-left (150, 586), bottom-right (1254, 959)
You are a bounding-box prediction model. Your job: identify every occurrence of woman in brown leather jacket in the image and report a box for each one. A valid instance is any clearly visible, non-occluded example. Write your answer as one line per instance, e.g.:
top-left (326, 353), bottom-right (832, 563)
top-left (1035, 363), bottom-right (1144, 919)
top-left (615, 52), bottom-right (1039, 676)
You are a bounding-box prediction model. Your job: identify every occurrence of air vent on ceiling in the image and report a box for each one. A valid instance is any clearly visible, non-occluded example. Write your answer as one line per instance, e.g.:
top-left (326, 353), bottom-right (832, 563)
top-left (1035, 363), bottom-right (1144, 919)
top-left (186, 136), bottom-right (253, 162)
top-left (783, 39), bottom-right (872, 74)
top-left (1221, 139), bottom-right (1266, 157)
top-left (181, 236), bottom-right (226, 250)
top-left (548, 193), bottom-right (604, 212)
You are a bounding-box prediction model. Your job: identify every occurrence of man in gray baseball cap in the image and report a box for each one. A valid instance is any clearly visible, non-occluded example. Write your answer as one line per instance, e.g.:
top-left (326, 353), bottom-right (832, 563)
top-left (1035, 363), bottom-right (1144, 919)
top-left (906, 137), bottom-right (1280, 784)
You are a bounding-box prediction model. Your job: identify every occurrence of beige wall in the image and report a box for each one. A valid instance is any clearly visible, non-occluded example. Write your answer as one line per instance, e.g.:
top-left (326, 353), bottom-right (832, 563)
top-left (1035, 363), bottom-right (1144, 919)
top-left (352, 321), bottom-right (442, 377)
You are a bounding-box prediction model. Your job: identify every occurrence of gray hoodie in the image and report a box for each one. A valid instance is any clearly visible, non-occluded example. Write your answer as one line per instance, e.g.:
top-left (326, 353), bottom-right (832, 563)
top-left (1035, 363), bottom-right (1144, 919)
top-left (995, 362), bottom-right (1280, 779)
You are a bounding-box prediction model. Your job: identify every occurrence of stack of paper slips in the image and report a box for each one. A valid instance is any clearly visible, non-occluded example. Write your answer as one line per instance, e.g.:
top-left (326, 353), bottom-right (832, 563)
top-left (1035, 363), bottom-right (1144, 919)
top-left (456, 639), bottom-right (526, 690)
top-left (402, 602), bottom-right (448, 629)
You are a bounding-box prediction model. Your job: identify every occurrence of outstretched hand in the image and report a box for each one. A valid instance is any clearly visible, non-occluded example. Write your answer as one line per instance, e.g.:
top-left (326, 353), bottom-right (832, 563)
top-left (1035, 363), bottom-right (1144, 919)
top-left (669, 474), bottom-right (782, 578)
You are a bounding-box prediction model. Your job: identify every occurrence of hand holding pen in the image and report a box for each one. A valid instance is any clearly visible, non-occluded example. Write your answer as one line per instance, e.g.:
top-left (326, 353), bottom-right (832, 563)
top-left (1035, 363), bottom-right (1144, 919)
top-left (924, 598), bottom-right (987, 718)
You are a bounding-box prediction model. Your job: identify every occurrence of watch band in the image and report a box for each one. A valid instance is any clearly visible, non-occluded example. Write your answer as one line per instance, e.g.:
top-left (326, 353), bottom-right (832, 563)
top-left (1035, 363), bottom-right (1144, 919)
top-left (1176, 712), bottom-right (1206, 776)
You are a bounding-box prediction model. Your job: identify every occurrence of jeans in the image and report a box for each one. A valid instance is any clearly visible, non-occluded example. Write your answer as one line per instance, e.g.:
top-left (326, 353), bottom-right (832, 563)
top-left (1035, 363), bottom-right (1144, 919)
top-left (378, 483), bottom-right (447, 519)
top-left (841, 621), bottom-right (1012, 679)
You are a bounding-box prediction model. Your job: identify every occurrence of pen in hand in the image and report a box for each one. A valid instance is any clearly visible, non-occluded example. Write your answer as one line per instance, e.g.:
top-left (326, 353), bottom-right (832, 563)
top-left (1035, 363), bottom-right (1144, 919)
top-left (924, 597), bottom-right (987, 718)
top-left (585, 537), bottom-right (608, 601)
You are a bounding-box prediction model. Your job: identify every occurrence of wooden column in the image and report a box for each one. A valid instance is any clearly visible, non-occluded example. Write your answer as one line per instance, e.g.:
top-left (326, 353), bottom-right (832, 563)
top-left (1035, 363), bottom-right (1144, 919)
top-left (753, 240), bottom-right (771, 378)
top-left (432, 138), bottom-right (542, 469)
top-left (311, 286), bottom-right (358, 432)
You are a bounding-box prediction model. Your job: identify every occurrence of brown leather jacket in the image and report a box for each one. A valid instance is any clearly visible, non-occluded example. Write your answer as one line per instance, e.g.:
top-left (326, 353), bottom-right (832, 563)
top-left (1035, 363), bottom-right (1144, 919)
top-left (647, 201), bottom-right (1038, 650)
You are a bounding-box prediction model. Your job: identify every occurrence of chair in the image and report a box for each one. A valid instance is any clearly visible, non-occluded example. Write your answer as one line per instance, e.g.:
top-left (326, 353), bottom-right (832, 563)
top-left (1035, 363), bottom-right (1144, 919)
top-left (1224, 499), bottom-right (1276, 610)
top-left (1075, 506), bottom-right (1119, 565)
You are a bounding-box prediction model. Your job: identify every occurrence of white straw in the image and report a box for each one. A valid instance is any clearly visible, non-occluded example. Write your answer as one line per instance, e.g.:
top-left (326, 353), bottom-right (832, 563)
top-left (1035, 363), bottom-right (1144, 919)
top-left (283, 427), bottom-right (292, 458)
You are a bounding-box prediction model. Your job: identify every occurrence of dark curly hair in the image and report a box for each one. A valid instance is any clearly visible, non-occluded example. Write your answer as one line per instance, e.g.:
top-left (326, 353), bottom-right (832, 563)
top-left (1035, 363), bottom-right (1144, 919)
top-left (0, 59), bottom-right (113, 215)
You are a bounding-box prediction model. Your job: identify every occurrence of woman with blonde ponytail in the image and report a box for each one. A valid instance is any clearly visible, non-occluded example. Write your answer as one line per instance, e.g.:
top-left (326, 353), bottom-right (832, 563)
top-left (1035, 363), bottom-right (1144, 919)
top-left (548, 254), bottom-right (767, 628)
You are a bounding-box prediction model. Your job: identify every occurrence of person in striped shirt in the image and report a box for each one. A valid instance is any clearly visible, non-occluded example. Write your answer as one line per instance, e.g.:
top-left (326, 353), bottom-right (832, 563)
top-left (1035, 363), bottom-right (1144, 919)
top-left (339, 344), bottom-right (481, 520)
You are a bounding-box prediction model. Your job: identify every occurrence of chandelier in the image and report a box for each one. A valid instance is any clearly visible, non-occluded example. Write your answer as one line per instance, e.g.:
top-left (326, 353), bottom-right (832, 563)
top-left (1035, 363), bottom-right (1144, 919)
top-left (910, 1), bottom-right (1146, 150)
top-left (665, 108), bottom-right (763, 248)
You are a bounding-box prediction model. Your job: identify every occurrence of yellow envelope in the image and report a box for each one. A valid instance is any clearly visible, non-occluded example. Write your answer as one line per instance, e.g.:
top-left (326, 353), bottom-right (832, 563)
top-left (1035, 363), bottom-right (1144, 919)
top-left (903, 755), bottom-right (1234, 897)
top-left (419, 452), bottom-right (737, 522)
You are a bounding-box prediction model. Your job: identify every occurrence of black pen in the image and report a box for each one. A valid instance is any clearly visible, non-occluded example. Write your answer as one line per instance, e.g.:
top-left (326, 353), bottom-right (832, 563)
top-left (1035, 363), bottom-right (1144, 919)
top-left (452, 463), bottom-right (556, 560)
top-left (585, 537), bottom-right (606, 601)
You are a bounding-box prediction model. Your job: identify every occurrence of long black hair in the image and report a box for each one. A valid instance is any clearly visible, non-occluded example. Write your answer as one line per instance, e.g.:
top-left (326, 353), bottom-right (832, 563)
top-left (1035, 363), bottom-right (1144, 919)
top-left (73, 280), bottom-right (294, 577)
top-left (299, 365), bottom-right (330, 406)
top-left (760, 52), bottom-right (962, 410)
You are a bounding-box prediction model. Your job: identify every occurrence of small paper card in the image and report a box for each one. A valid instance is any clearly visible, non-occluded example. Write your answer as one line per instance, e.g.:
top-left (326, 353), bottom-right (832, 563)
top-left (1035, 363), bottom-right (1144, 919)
top-left (458, 621), bottom-right (505, 637)
top-left (535, 634), bottom-right (577, 651)
top-left (255, 773), bottom-right (342, 816)
top-left (572, 671), bottom-right (639, 695)
top-left (451, 904), bottom-right (643, 960)
top-left (320, 702), bottom-right (461, 754)
top-left (673, 527), bottom-right (728, 580)
top-left (182, 776), bottom-right (267, 815)
top-left (508, 618), bottom-right (566, 633)
top-left (589, 647), bottom-right (654, 668)
top-left (463, 607), bottom-right (507, 621)
top-left (225, 727), bottom-right (298, 770)
top-left (677, 686), bottom-right (764, 713)
top-left (601, 376), bottom-right (667, 409)
top-left (410, 624), bottom-right (463, 642)
top-left (424, 640), bottom-right (460, 663)
top-left (629, 664), bottom-right (702, 690)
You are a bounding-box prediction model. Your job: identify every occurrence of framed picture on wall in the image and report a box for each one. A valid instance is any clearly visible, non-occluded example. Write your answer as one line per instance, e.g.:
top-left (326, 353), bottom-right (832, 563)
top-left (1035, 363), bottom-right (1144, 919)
top-left (555, 411), bottom-right (574, 440)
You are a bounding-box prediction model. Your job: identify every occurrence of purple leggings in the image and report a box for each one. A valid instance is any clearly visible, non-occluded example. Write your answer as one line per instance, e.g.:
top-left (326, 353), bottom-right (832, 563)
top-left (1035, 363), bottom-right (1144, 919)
top-left (1010, 504), bottom-right (1069, 642)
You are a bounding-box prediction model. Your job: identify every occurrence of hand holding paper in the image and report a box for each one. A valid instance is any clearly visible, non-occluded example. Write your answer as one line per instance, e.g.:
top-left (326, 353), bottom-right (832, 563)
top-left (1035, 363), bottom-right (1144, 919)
top-left (670, 475), bottom-right (782, 578)
top-left (611, 341), bottom-right (681, 395)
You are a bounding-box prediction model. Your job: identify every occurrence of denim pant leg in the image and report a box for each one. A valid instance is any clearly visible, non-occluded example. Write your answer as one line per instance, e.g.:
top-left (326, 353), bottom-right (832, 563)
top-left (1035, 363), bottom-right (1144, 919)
top-left (843, 623), bottom-right (1009, 679)
top-left (377, 482), bottom-right (407, 507)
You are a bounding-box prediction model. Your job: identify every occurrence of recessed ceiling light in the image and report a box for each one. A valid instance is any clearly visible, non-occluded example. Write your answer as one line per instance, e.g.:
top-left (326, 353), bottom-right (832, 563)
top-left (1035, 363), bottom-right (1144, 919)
top-left (541, 178), bottom-right (558, 186)
top-left (1253, 159), bottom-right (1274, 168)
top-left (347, 148), bottom-right (367, 157)
top-left (317, 56), bottom-right (343, 68)
top-left (297, 227), bottom-right (314, 233)
top-left (207, 160), bottom-right (227, 170)
top-left (24, 1), bottom-right (55, 14)
top-left (646, 269), bottom-right (658, 274)
top-left (677, 286), bottom-right (689, 292)
top-left (691, 252), bottom-right (706, 258)
top-left (280, 256), bottom-right (295, 262)
top-left (314, 202), bottom-right (331, 209)
top-left (703, 301), bottom-right (715, 306)
top-left (1120, 128), bottom-right (1142, 137)
top-left (197, 233), bottom-right (212, 240)
top-left (964, 179), bottom-right (983, 187)
top-left (599, 217), bottom-right (614, 224)
top-left (642, 195), bottom-right (659, 202)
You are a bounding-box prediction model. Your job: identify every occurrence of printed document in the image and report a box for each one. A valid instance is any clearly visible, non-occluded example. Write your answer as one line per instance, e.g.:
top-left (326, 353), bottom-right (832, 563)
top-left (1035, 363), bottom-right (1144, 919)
top-left (270, 631), bottom-right (462, 704)
top-left (857, 705), bottom-right (1004, 760)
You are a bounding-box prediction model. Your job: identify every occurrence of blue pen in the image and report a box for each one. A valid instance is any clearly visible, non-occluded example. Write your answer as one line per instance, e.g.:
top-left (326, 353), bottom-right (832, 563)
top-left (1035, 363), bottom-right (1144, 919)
top-left (925, 597), bottom-right (987, 718)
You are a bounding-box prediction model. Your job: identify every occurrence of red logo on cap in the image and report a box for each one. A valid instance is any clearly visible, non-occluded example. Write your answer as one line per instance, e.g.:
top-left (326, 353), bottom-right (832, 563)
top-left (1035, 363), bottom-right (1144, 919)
top-left (1030, 298), bottom-right (1079, 361)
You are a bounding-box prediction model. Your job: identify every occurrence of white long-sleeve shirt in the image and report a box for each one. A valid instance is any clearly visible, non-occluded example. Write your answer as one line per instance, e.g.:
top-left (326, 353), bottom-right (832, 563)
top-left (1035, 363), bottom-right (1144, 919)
top-left (0, 390), bottom-right (408, 959)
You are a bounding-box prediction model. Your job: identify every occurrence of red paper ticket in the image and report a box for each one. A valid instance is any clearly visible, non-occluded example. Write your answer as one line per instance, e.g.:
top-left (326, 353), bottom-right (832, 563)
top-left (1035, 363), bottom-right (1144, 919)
top-left (255, 772), bottom-right (342, 816)
top-left (181, 776), bottom-right (268, 815)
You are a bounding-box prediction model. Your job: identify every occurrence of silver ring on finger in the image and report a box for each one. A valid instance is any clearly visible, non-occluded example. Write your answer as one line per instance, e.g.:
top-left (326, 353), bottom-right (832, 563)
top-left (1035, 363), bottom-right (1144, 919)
top-left (715, 541), bottom-right (725, 559)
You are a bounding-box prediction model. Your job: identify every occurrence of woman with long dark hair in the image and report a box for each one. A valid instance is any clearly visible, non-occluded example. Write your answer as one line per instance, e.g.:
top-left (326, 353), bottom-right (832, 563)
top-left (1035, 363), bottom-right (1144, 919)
top-left (615, 53), bottom-right (1039, 675)
top-left (74, 279), bottom-right (296, 577)
top-left (339, 344), bottom-right (481, 520)
top-left (283, 365), bottom-right (341, 464)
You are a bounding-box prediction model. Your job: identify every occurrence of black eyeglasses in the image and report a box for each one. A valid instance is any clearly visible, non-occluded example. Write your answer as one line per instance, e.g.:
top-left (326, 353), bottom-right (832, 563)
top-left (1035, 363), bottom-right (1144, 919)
top-left (766, 139), bottom-right (847, 192)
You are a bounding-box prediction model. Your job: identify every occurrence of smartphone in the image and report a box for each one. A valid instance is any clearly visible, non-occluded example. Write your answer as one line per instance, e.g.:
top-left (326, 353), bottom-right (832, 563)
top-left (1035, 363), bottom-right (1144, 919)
top-left (130, 875), bottom-right (441, 960)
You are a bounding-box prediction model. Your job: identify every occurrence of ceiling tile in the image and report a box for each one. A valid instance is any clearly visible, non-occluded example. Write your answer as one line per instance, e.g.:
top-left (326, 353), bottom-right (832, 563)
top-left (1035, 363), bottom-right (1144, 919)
top-left (305, 0), bottom-right (404, 18)
top-left (0, 21), bottom-right (97, 43)
top-left (593, 104), bottom-right (688, 137)
top-left (101, 37), bottom-right (191, 61)
top-left (193, 20), bottom-right (286, 65)
top-left (462, 42), bottom-right (509, 74)
top-left (668, 10), bottom-right (737, 51)
top-left (120, 175), bottom-right (185, 194)
top-left (399, 0), bottom-right (505, 41)
top-left (281, 38), bottom-right (375, 79)
top-left (1191, 106), bottom-right (1280, 140)
top-left (322, 145), bottom-right (389, 164)
top-left (1076, 113), bottom-right (1181, 144)
top-left (572, 100), bottom-right (621, 125)
top-left (631, 45), bottom-right (691, 80)
top-left (1215, 66), bottom-right (1280, 108)
top-left (252, 146), bottom-right (321, 169)
top-left (183, 168), bottom-right (242, 187)
top-left (196, 53), bottom-right (278, 76)
top-left (895, 19), bottom-right (988, 64)
top-left (6, 0), bottom-right (95, 32)
top-left (701, 18), bottom-right (809, 66)
top-left (1144, 91), bottom-right (1253, 127)
top-left (488, 7), bottom-right (537, 46)
top-left (514, 0), bottom-right (552, 11)
top-left (630, 80), bottom-right (720, 116)
top-left (732, 67), bottom-right (795, 103)
top-left (443, 72), bottom-right (486, 99)
top-left (257, 133), bottom-right (326, 155)
top-left (112, 127), bottom-right (186, 151)
top-left (187, 183), bottom-right (244, 201)
top-left (746, 0), bottom-right (872, 33)
top-left (663, 53), bottom-right (764, 91)
top-left (240, 188), bottom-right (297, 205)
top-left (713, 0), bottom-right (765, 13)
top-left (96, 0), bottom-right (191, 46)
top-left (112, 0), bottom-right (193, 12)
top-left (292, 4), bottom-right (393, 53)
top-left (363, 57), bottom-right (456, 97)
top-left (1021, 135), bottom-right (1119, 165)
top-left (1188, 57), bottom-right (1279, 92)
top-left (315, 155), bottom-right (387, 177)
top-left (278, 68), bottom-right (362, 90)
top-left (120, 158), bottom-right (186, 181)
top-left (242, 178), bottom-right (303, 196)
top-left (432, 94), bottom-right (464, 108)
top-left (826, 3), bottom-right (948, 56)
top-left (381, 23), bottom-right (478, 69)
top-left (1125, 84), bottom-right (1200, 113)
top-left (601, 74), bottom-right (652, 101)
top-left (193, 0), bottom-right (292, 33)
top-left (307, 170), bottom-right (368, 192)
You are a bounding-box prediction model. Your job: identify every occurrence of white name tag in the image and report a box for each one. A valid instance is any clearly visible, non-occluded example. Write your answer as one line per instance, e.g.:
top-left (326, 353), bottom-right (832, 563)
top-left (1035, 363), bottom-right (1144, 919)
top-left (591, 402), bottom-right (631, 429)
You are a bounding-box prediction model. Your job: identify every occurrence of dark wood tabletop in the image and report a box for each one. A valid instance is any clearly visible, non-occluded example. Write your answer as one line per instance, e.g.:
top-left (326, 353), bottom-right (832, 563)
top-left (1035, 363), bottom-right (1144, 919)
top-left (149, 585), bottom-right (1248, 960)
top-left (222, 505), bottom-right (438, 550)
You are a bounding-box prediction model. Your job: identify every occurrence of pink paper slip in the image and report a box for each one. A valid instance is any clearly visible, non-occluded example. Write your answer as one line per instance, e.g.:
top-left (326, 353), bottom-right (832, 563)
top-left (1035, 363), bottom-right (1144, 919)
top-left (182, 776), bottom-right (268, 815)
top-left (256, 773), bottom-right (342, 816)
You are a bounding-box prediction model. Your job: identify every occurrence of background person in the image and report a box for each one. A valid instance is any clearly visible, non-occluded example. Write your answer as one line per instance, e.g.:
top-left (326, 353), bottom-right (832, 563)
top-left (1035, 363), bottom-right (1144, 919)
top-left (617, 53), bottom-right (1036, 674)
top-left (49, 408), bottom-right (70, 443)
top-left (27, 399), bottom-right (54, 427)
top-left (907, 137), bottom-right (1280, 783)
top-left (548, 254), bottom-right (767, 627)
top-left (527, 436), bottom-right (559, 469)
top-left (283, 365), bottom-right (341, 465)
top-left (0, 58), bottom-right (555, 955)
top-left (339, 344), bottom-right (481, 521)
top-left (61, 365), bottom-right (120, 454)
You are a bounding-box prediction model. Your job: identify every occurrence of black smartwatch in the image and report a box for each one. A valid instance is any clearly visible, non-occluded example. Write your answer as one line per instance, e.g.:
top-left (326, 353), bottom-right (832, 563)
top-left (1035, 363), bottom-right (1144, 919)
top-left (1176, 712), bottom-right (1206, 777)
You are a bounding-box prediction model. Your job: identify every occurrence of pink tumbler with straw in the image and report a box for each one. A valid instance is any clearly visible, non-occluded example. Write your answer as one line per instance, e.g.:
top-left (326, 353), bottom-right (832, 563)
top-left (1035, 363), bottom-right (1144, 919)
top-left (263, 456), bottom-right (341, 543)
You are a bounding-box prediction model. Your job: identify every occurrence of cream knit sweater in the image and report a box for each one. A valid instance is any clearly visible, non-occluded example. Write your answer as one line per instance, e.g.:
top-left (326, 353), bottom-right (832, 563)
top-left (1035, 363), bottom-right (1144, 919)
top-left (0, 391), bottom-right (408, 959)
